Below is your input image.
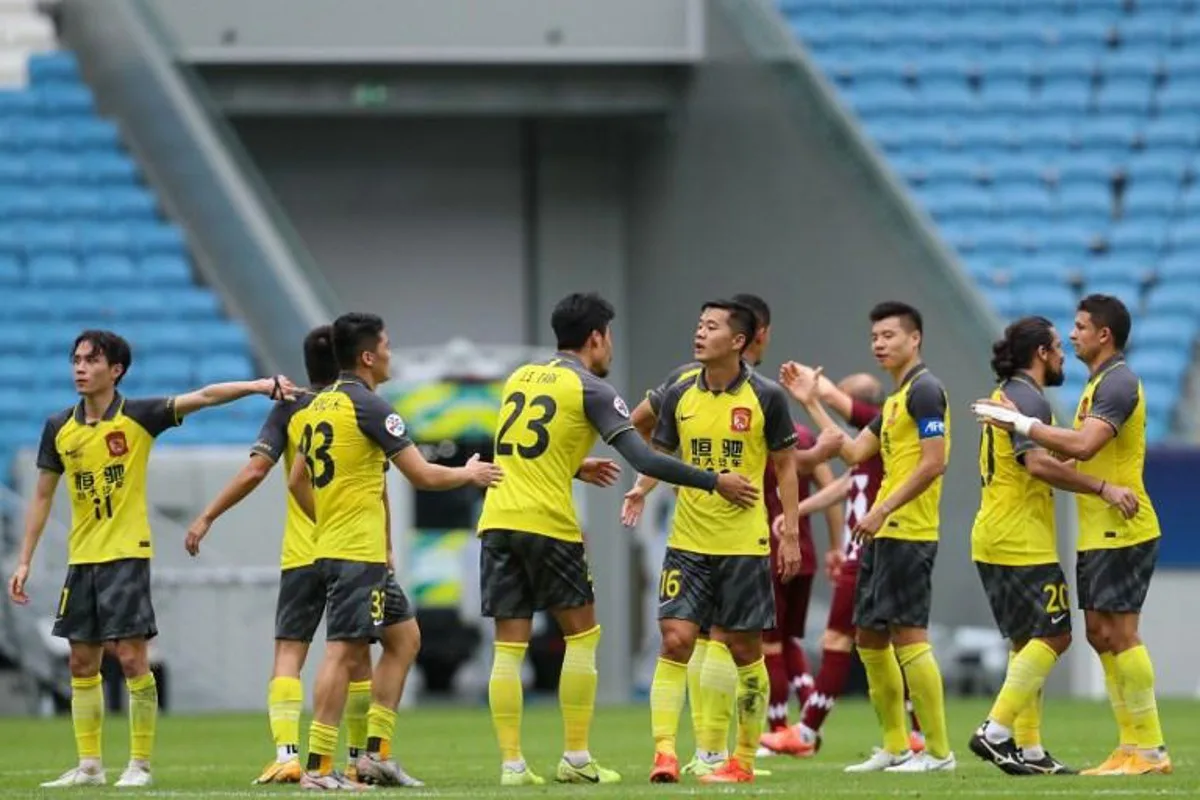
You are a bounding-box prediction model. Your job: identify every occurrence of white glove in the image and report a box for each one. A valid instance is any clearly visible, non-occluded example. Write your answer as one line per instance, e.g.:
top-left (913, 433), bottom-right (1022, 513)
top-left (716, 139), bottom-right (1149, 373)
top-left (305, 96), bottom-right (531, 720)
top-left (971, 402), bottom-right (1036, 436)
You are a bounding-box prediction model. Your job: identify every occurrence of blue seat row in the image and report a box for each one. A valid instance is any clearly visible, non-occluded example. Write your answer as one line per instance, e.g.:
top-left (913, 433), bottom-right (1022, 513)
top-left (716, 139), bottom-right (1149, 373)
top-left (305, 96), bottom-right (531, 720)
top-left (0, 153), bottom-right (138, 185)
top-left (0, 287), bottom-right (224, 322)
top-left (0, 222), bottom-right (185, 258)
top-left (0, 86), bottom-right (94, 117)
top-left (0, 253), bottom-right (191, 286)
top-left (0, 187), bottom-right (156, 221)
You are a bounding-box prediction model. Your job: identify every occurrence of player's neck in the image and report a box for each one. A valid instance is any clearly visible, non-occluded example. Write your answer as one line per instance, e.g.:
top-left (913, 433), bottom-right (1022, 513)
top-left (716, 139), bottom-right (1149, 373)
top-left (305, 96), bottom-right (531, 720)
top-left (888, 354), bottom-right (922, 386)
top-left (1019, 367), bottom-right (1045, 388)
top-left (703, 358), bottom-right (741, 391)
top-left (81, 388), bottom-right (117, 422)
top-left (1086, 347), bottom-right (1120, 375)
top-left (351, 368), bottom-right (378, 391)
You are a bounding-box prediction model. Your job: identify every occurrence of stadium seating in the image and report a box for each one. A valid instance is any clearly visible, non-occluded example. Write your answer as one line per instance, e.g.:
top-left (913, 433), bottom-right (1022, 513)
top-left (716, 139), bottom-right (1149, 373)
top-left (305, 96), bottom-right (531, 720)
top-left (783, 0), bottom-right (1200, 441)
top-left (0, 47), bottom-right (266, 473)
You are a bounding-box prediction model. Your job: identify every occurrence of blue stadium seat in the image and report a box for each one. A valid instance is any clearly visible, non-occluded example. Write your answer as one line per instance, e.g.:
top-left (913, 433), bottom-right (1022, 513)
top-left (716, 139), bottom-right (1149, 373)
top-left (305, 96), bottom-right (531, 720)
top-left (981, 81), bottom-right (1033, 117)
top-left (1039, 225), bottom-right (1101, 257)
top-left (1128, 152), bottom-right (1188, 184)
top-left (1154, 82), bottom-right (1200, 116)
top-left (1129, 348), bottom-right (1190, 383)
top-left (1131, 315), bottom-right (1200, 351)
top-left (22, 223), bottom-right (75, 258)
top-left (0, 90), bottom-right (39, 117)
top-left (996, 184), bottom-right (1054, 222)
top-left (138, 357), bottom-right (194, 385)
top-left (130, 224), bottom-right (186, 257)
top-left (27, 254), bottom-right (80, 286)
top-left (1123, 179), bottom-right (1178, 220)
top-left (37, 85), bottom-right (95, 116)
top-left (1094, 79), bottom-right (1154, 116)
top-left (1118, 15), bottom-right (1179, 50)
top-left (7, 292), bottom-right (55, 322)
top-left (138, 254), bottom-right (192, 286)
top-left (0, 156), bottom-right (30, 184)
top-left (1157, 252), bottom-right (1200, 283)
top-left (1168, 224), bottom-right (1200, 254)
top-left (1018, 284), bottom-right (1078, 318)
top-left (104, 187), bottom-right (156, 220)
top-left (81, 254), bottom-right (138, 286)
top-left (974, 229), bottom-right (1025, 259)
top-left (27, 52), bottom-right (81, 85)
top-left (75, 222), bottom-right (133, 256)
top-left (1086, 255), bottom-right (1150, 284)
top-left (47, 187), bottom-right (106, 220)
top-left (0, 323), bottom-right (36, 354)
top-left (1036, 77), bottom-right (1091, 115)
top-left (1057, 184), bottom-right (1112, 226)
top-left (0, 255), bottom-right (20, 285)
top-left (1085, 280), bottom-right (1142, 310)
top-left (1108, 222), bottom-right (1166, 258)
top-left (164, 287), bottom-right (222, 319)
top-left (196, 354), bottom-right (254, 385)
top-left (65, 119), bottom-right (120, 151)
top-left (1009, 256), bottom-right (1074, 286)
top-left (80, 153), bottom-right (138, 185)
top-left (0, 357), bottom-right (28, 384)
top-left (982, 286), bottom-right (1018, 318)
top-left (1140, 118), bottom-right (1197, 154)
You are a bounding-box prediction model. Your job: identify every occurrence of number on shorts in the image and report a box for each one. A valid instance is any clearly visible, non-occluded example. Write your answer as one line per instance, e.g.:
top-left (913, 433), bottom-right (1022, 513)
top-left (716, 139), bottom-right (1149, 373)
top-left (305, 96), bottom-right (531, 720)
top-left (495, 392), bottom-right (557, 459)
top-left (299, 421), bottom-right (336, 488)
top-left (57, 588), bottom-right (69, 618)
top-left (1042, 581), bottom-right (1069, 614)
top-left (659, 568), bottom-right (681, 600)
top-left (370, 589), bottom-right (385, 624)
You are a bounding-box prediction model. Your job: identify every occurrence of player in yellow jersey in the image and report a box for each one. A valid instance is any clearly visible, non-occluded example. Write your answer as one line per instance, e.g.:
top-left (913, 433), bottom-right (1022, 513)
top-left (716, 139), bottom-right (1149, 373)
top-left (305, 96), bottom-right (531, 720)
top-left (284, 312), bottom-right (501, 790)
top-left (968, 316), bottom-right (1137, 777)
top-left (973, 295), bottom-right (1170, 776)
top-left (7, 329), bottom-right (298, 789)
top-left (781, 301), bottom-right (955, 773)
top-left (182, 325), bottom-right (391, 786)
top-left (478, 293), bottom-right (758, 788)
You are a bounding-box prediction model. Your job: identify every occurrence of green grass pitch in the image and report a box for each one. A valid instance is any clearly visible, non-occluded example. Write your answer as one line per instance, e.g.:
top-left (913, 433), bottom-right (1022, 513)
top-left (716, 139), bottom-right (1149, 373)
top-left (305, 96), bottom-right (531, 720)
top-left (0, 698), bottom-right (1191, 797)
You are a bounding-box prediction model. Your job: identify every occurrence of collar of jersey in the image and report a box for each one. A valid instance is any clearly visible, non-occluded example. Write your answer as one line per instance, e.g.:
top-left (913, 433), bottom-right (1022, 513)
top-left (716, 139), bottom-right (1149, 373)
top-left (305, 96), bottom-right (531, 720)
top-left (1088, 353), bottom-right (1125, 380)
top-left (898, 362), bottom-right (927, 388)
top-left (334, 371), bottom-right (371, 389)
top-left (553, 351), bottom-right (584, 368)
top-left (695, 361), bottom-right (750, 394)
top-left (1009, 372), bottom-right (1044, 396)
top-left (73, 392), bottom-right (123, 426)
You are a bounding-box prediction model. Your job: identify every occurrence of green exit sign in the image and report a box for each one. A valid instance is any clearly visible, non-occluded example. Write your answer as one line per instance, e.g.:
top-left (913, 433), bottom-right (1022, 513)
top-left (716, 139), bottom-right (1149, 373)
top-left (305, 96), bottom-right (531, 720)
top-left (353, 84), bottom-right (389, 107)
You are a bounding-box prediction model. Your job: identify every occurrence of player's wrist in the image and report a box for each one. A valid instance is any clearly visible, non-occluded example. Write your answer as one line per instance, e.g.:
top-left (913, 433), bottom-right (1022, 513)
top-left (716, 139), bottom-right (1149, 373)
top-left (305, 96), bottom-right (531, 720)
top-left (1096, 479), bottom-right (1107, 496)
top-left (1013, 414), bottom-right (1037, 436)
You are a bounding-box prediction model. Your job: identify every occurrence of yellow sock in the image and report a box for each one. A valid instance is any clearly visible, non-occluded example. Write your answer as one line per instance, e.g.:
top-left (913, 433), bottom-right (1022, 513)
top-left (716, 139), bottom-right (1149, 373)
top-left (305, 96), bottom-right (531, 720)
top-left (897, 643), bottom-right (949, 759)
top-left (71, 674), bottom-right (104, 762)
top-left (126, 673), bottom-right (157, 763)
top-left (560, 625), bottom-right (600, 754)
top-left (859, 645), bottom-right (908, 755)
top-left (1100, 651), bottom-right (1137, 747)
top-left (686, 639), bottom-right (709, 748)
top-left (346, 680), bottom-right (371, 759)
top-left (489, 642), bottom-right (527, 762)
top-left (988, 640), bottom-right (1057, 729)
top-left (366, 703), bottom-right (396, 759)
top-left (267, 677), bottom-right (303, 757)
top-left (650, 658), bottom-right (689, 756)
top-left (733, 658), bottom-right (769, 768)
top-left (1015, 689), bottom-right (1043, 750)
top-left (306, 721), bottom-right (339, 774)
top-left (696, 640), bottom-right (737, 755)
top-left (1115, 645), bottom-right (1165, 750)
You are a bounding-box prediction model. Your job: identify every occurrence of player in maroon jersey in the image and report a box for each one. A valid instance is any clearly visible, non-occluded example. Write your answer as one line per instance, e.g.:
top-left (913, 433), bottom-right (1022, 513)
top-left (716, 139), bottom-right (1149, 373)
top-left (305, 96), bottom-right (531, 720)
top-left (760, 424), bottom-right (845, 737)
top-left (760, 372), bottom-right (925, 758)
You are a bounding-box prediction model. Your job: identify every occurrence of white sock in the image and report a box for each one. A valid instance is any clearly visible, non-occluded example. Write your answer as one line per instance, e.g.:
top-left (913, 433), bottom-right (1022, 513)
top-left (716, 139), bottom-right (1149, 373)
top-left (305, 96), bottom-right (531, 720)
top-left (1022, 745), bottom-right (1045, 761)
top-left (502, 759), bottom-right (527, 773)
top-left (984, 720), bottom-right (1012, 743)
top-left (797, 724), bottom-right (817, 744)
top-left (277, 745), bottom-right (297, 763)
top-left (564, 750), bottom-right (591, 768)
top-left (699, 749), bottom-right (726, 763)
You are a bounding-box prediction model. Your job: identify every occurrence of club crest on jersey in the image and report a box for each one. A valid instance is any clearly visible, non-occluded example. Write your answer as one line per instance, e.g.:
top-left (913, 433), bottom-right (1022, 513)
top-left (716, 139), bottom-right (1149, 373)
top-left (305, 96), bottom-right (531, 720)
top-left (613, 396), bottom-right (630, 418)
top-left (730, 407), bottom-right (752, 432)
top-left (1076, 396), bottom-right (1090, 424)
top-left (105, 431), bottom-right (128, 457)
top-left (385, 413), bottom-right (406, 438)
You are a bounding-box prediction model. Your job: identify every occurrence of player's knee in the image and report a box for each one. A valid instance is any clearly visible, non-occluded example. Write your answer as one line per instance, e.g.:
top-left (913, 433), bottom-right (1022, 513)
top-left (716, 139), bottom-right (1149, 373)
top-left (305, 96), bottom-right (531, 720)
top-left (822, 629), bottom-right (854, 652)
top-left (114, 640), bottom-right (149, 678)
top-left (386, 619), bottom-right (421, 660)
top-left (68, 647), bottom-right (102, 679)
top-left (856, 627), bottom-right (889, 650)
top-left (273, 640), bottom-right (308, 678)
top-left (1044, 631), bottom-right (1072, 656)
top-left (659, 626), bottom-right (696, 663)
top-left (1084, 622), bottom-right (1110, 653)
top-left (725, 637), bottom-right (762, 666)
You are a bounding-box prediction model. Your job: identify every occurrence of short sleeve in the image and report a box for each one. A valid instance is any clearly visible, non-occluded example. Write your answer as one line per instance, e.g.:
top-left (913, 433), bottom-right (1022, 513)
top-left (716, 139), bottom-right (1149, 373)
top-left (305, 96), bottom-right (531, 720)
top-left (906, 374), bottom-right (948, 439)
top-left (651, 383), bottom-right (684, 452)
top-left (249, 401), bottom-right (293, 463)
top-left (1089, 367), bottom-right (1140, 433)
top-left (849, 398), bottom-right (881, 429)
top-left (123, 397), bottom-right (181, 438)
top-left (867, 414), bottom-right (883, 438)
top-left (757, 380), bottom-right (799, 452)
top-left (351, 388), bottom-right (413, 459)
top-left (580, 373), bottom-right (635, 444)
top-left (35, 417), bottom-right (65, 474)
top-left (1004, 381), bottom-right (1053, 459)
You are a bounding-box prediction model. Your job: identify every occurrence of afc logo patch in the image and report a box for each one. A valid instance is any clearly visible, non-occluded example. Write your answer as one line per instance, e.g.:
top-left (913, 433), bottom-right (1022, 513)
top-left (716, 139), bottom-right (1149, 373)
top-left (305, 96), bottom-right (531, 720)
top-left (730, 407), bottom-right (752, 432)
top-left (105, 431), bottom-right (128, 457)
top-left (1076, 396), bottom-right (1090, 424)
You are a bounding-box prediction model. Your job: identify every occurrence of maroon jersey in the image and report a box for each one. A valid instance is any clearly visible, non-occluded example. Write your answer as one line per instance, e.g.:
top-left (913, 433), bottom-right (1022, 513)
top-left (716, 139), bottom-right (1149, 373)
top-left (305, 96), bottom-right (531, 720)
top-left (841, 398), bottom-right (884, 576)
top-left (764, 423), bottom-right (818, 577)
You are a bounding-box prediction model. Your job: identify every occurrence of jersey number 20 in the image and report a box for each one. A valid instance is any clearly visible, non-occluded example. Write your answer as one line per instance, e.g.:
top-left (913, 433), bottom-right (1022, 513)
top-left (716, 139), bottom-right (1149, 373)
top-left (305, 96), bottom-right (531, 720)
top-left (300, 422), bottom-right (336, 488)
top-left (496, 392), bottom-right (557, 459)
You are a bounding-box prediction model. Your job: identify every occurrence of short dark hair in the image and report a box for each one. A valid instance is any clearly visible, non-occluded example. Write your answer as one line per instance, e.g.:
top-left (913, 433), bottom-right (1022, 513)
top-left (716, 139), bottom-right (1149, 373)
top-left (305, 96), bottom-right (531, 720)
top-left (303, 325), bottom-right (338, 387)
top-left (869, 301), bottom-right (924, 336)
top-left (332, 312), bottom-right (385, 371)
top-left (991, 316), bottom-right (1055, 381)
top-left (551, 293), bottom-right (615, 351)
top-left (1078, 294), bottom-right (1131, 350)
top-left (731, 293), bottom-right (771, 327)
top-left (73, 330), bottom-right (132, 385)
top-left (702, 300), bottom-right (758, 352)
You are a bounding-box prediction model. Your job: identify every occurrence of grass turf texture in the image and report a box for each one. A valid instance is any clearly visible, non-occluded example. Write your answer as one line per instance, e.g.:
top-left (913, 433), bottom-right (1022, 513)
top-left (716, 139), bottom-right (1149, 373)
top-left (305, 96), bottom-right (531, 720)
top-left (0, 698), bottom-right (1190, 797)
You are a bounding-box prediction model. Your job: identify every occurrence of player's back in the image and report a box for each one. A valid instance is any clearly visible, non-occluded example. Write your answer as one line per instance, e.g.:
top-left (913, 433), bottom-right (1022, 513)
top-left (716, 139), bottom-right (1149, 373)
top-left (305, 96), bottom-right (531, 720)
top-left (478, 354), bottom-right (630, 542)
top-left (1074, 358), bottom-right (1159, 549)
top-left (301, 375), bottom-right (403, 564)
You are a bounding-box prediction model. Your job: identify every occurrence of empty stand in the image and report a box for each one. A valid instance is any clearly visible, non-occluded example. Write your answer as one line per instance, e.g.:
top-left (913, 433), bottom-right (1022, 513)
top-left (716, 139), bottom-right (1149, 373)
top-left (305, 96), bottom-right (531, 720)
top-left (784, 0), bottom-right (1200, 440)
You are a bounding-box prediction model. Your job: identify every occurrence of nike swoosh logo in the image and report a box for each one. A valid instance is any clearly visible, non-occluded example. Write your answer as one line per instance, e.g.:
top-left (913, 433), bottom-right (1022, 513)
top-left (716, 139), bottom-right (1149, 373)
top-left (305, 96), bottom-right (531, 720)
top-left (680, 414), bottom-right (696, 421)
top-left (574, 771), bottom-right (600, 783)
top-left (1050, 614), bottom-right (1067, 624)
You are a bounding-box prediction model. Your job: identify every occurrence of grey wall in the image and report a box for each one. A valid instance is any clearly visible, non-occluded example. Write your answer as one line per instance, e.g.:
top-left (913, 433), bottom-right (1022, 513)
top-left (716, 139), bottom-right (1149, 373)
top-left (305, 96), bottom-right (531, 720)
top-left (234, 118), bottom-right (528, 347)
top-left (624, 6), bottom-right (998, 626)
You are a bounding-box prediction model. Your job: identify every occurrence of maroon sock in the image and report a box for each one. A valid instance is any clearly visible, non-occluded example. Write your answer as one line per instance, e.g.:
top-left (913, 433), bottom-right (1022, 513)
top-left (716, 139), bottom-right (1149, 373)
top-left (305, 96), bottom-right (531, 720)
top-left (765, 650), bottom-right (790, 731)
top-left (784, 640), bottom-right (814, 709)
top-left (800, 649), bottom-right (853, 733)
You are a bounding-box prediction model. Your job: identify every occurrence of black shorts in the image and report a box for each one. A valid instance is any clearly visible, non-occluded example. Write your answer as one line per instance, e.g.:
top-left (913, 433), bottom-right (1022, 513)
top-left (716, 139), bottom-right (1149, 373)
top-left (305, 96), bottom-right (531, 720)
top-left (316, 558), bottom-right (390, 642)
top-left (52, 558), bottom-right (157, 643)
top-left (853, 538), bottom-right (937, 631)
top-left (976, 561), bottom-right (1072, 643)
top-left (657, 548), bottom-right (775, 633)
top-left (382, 573), bottom-right (415, 626)
top-left (479, 530), bottom-right (594, 619)
top-left (1077, 540), bottom-right (1159, 613)
top-left (275, 565), bottom-right (327, 642)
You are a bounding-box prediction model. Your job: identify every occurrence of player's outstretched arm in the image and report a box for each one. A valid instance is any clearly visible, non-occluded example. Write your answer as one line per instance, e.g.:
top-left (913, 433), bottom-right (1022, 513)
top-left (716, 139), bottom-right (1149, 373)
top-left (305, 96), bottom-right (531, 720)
top-left (780, 363), bottom-right (876, 465)
top-left (8, 470), bottom-right (60, 604)
top-left (174, 376), bottom-right (299, 419)
top-left (794, 472), bottom-right (853, 519)
top-left (391, 448), bottom-right (503, 491)
top-left (287, 455), bottom-right (316, 522)
top-left (630, 397), bottom-right (658, 443)
top-left (1023, 450), bottom-right (1139, 518)
top-left (185, 454), bottom-right (274, 556)
top-left (812, 463), bottom-right (846, 551)
top-left (609, 430), bottom-right (758, 508)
